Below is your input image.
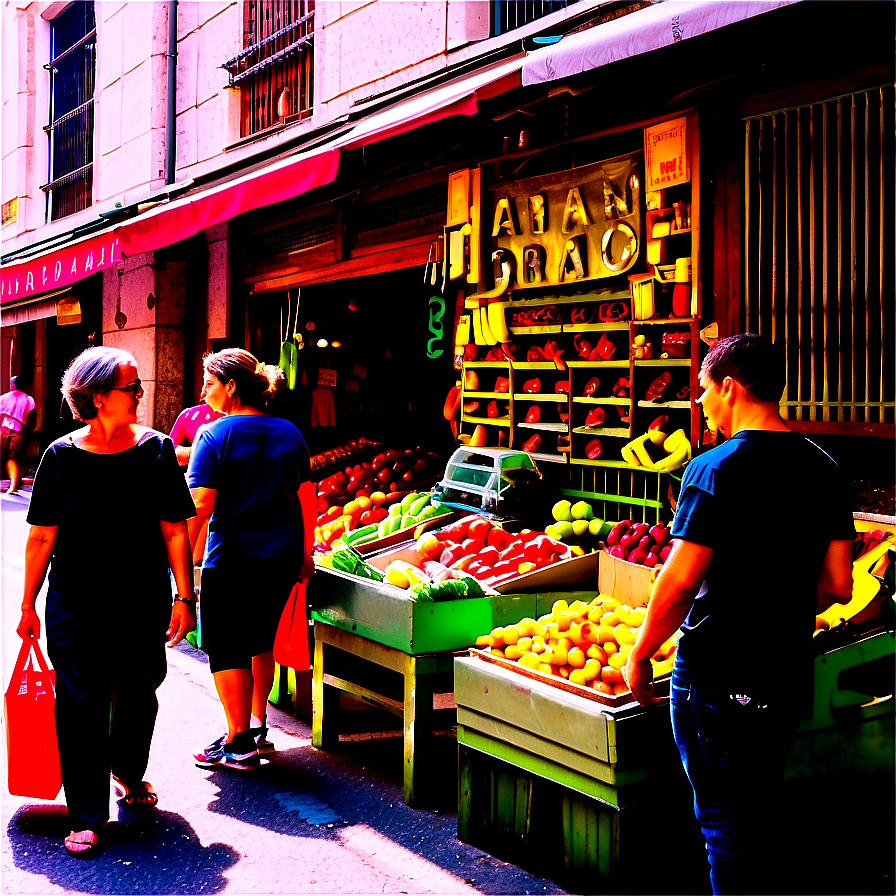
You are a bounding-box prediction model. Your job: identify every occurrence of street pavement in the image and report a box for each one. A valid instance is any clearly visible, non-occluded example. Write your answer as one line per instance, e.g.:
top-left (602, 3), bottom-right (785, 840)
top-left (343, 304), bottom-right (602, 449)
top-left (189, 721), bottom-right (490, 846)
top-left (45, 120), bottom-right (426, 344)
top-left (1, 493), bottom-right (568, 896)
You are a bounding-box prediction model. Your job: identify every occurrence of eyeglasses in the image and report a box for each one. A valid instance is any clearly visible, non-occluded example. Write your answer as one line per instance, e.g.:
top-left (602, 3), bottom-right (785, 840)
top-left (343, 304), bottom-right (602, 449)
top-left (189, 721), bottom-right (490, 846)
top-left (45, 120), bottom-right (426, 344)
top-left (108, 378), bottom-right (143, 396)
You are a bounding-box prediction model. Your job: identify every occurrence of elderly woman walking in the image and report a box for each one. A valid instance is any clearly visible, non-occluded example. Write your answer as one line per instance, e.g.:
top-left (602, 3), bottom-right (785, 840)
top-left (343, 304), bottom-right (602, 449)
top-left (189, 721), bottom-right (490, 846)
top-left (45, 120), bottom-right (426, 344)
top-left (16, 346), bottom-right (196, 858)
top-left (187, 348), bottom-right (315, 771)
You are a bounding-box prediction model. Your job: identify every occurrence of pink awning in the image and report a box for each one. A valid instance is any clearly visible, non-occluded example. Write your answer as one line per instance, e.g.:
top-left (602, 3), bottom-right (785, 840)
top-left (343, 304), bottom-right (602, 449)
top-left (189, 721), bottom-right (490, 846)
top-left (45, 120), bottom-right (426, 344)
top-left (522, 0), bottom-right (800, 86)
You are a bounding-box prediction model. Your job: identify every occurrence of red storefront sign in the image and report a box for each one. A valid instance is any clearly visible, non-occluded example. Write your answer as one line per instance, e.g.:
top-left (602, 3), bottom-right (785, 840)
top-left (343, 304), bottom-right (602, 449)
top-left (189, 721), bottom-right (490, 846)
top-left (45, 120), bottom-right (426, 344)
top-left (1, 231), bottom-right (120, 304)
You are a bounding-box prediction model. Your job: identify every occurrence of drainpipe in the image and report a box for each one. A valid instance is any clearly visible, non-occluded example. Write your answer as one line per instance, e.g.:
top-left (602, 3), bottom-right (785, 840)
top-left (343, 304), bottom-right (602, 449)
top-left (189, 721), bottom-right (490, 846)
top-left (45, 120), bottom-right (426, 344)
top-left (165, 0), bottom-right (177, 184)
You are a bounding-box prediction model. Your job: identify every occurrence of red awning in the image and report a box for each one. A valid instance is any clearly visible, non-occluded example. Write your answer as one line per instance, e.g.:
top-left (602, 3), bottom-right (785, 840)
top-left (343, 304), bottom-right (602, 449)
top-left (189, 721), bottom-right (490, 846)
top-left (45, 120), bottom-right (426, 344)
top-left (2, 54), bottom-right (524, 302)
top-left (1, 230), bottom-right (120, 305)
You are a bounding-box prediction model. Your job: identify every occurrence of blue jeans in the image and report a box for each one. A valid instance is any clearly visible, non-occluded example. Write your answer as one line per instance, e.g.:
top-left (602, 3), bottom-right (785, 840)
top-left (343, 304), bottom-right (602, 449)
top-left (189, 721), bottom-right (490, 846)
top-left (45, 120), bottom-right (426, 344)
top-left (671, 655), bottom-right (800, 895)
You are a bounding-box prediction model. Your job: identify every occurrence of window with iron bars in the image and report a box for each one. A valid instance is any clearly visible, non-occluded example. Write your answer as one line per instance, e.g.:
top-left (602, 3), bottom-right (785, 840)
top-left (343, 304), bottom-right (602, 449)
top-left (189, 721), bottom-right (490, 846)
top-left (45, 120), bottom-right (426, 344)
top-left (493, 0), bottom-right (582, 36)
top-left (42, 2), bottom-right (96, 220)
top-left (743, 86), bottom-right (895, 431)
top-left (223, 1), bottom-right (314, 138)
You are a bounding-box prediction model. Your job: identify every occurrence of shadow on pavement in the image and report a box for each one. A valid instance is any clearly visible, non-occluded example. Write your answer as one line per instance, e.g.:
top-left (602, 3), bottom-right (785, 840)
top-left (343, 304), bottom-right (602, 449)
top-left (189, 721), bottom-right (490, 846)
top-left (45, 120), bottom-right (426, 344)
top-left (7, 802), bottom-right (239, 895)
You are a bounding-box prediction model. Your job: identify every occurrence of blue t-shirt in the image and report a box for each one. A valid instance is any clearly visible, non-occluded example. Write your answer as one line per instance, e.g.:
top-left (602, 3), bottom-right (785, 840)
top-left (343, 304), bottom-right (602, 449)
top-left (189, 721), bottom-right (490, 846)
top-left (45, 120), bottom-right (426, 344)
top-left (671, 430), bottom-right (855, 695)
top-left (187, 414), bottom-right (310, 568)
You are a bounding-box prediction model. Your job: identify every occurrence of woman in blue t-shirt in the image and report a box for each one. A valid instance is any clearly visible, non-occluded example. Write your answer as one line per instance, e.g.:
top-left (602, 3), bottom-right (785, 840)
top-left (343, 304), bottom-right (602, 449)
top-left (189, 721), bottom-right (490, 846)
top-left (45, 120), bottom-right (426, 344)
top-left (187, 349), bottom-right (315, 771)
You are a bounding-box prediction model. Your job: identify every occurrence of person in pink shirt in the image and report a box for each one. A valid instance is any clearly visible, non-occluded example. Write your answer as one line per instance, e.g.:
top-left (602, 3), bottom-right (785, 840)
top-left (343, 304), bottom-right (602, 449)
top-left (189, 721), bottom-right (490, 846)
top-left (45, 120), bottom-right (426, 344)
top-left (170, 397), bottom-right (224, 467)
top-left (1, 376), bottom-right (36, 494)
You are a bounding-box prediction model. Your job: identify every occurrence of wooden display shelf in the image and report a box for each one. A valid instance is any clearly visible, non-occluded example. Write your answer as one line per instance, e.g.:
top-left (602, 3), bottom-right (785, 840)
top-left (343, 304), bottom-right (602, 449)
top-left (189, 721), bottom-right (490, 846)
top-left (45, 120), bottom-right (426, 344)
top-left (564, 322), bottom-right (630, 334)
top-left (572, 426), bottom-right (629, 437)
top-left (514, 392), bottom-right (570, 402)
top-left (509, 325), bottom-right (563, 336)
top-left (517, 421), bottom-right (568, 432)
top-left (634, 359), bottom-right (691, 367)
top-left (464, 390), bottom-right (512, 399)
top-left (461, 415), bottom-right (511, 426)
top-left (565, 359), bottom-right (630, 369)
top-left (635, 399), bottom-right (691, 409)
top-left (569, 458), bottom-right (634, 469)
top-left (572, 396), bottom-right (630, 405)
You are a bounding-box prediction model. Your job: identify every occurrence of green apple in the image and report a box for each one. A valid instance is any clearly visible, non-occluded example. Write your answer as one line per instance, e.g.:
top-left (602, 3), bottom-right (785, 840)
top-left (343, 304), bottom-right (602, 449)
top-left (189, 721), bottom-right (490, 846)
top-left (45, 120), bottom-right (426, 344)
top-left (588, 517), bottom-right (605, 536)
top-left (589, 518), bottom-right (614, 540)
top-left (552, 499), bottom-right (573, 522)
top-left (570, 500), bottom-right (594, 521)
top-left (572, 519), bottom-right (591, 537)
top-left (553, 521), bottom-right (575, 541)
top-left (545, 523), bottom-right (559, 540)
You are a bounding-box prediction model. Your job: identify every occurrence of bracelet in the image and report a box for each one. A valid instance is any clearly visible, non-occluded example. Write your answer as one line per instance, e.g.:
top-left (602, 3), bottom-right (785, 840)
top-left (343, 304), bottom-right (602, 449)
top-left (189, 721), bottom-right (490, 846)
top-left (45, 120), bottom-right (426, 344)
top-left (173, 595), bottom-right (197, 605)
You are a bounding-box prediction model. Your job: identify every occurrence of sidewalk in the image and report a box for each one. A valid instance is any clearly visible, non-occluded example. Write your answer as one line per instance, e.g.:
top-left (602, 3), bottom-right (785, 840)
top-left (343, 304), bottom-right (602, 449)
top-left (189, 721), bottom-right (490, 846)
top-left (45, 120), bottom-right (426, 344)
top-left (1, 491), bottom-right (568, 895)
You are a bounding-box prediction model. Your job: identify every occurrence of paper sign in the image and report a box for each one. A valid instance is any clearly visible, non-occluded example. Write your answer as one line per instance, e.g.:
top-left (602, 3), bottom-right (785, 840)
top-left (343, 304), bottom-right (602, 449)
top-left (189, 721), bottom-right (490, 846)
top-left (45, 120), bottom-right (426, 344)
top-left (645, 117), bottom-right (689, 190)
top-left (345, 379), bottom-right (358, 391)
top-left (353, 364), bottom-right (366, 380)
top-left (318, 368), bottom-right (337, 387)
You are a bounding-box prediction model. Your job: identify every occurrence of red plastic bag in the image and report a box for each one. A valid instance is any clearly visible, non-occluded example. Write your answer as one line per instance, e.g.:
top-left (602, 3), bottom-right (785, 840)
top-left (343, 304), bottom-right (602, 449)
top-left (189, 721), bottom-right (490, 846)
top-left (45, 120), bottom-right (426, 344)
top-left (4, 636), bottom-right (62, 799)
top-left (273, 582), bottom-right (311, 672)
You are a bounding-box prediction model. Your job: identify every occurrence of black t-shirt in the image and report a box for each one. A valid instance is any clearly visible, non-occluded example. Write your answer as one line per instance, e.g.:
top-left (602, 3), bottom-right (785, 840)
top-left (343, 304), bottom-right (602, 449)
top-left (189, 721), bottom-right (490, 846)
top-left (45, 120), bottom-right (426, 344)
top-left (670, 430), bottom-right (855, 696)
top-left (28, 430), bottom-right (196, 615)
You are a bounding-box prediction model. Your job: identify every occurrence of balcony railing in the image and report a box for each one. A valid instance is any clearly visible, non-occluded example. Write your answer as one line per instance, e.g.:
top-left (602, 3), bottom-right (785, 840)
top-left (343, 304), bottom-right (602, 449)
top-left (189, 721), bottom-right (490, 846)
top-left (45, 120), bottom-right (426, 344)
top-left (493, 0), bottom-right (582, 36)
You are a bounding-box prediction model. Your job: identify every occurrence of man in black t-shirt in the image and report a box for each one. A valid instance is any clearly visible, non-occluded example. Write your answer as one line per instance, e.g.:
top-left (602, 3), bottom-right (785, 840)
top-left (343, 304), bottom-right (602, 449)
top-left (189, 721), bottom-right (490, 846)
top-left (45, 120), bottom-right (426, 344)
top-left (623, 334), bottom-right (854, 895)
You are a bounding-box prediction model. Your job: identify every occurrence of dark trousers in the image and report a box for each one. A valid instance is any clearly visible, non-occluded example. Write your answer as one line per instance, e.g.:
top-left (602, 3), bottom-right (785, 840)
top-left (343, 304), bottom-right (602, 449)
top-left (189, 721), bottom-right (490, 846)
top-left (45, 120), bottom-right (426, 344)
top-left (48, 622), bottom-right (166, 832)
top-left (671, 656), bottom-right (800, 895)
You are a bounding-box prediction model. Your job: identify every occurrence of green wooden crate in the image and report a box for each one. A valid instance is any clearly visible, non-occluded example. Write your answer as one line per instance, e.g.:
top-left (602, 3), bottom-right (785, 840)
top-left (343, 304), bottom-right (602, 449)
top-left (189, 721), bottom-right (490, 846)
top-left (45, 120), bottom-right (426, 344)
top-left (311, 567), bottom-right (598, 654)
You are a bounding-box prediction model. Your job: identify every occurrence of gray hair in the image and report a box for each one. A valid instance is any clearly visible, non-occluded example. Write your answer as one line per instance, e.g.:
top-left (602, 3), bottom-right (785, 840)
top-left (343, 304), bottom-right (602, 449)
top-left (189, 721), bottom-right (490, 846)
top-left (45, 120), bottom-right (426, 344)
top-left (62, 346), bottom-right (137, 421)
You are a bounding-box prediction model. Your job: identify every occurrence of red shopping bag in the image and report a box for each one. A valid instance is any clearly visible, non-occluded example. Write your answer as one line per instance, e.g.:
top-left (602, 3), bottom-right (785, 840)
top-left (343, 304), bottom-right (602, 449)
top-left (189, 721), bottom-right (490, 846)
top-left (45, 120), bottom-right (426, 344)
top-left (4, 636), bottom-right (62, 799)
top-left (273, 581), bottom-right (311, 672)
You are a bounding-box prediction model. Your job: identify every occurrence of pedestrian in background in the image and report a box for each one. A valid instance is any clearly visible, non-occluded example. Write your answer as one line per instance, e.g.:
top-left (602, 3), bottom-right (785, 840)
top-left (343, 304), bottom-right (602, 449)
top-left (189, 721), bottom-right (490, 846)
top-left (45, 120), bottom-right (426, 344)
top-left (187, 348), bottom-right (315, 771)
top-left (623, 333), bottom-right (854, 895)
top-left (1, 375), bottom-right (36, 494)
top-left (16, 346), bottom-right (197, 859)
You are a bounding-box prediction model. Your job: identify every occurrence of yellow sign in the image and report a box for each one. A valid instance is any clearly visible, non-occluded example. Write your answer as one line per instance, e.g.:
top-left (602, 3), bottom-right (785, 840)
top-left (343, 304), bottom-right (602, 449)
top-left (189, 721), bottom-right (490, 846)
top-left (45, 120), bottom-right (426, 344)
top-left (645, 117), bottom-right (689, 190)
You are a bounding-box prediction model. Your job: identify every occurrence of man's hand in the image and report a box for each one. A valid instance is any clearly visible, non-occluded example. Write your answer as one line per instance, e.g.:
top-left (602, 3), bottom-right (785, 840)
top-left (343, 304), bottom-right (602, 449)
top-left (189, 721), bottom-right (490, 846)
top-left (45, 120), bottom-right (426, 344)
top-left (166, 601), bottom-right (197, 647)
top-left (622, 656), bottom-right (663, 706)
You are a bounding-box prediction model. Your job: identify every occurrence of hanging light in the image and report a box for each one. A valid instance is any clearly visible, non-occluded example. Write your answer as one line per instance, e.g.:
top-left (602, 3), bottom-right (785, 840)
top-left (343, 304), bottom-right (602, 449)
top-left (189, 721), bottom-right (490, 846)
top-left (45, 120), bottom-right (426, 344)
top-left (348, 298), bottom-right (359, 311)
top-left (331, 339), bottom-right (342, 348)
top-left (306, 321), bottom-right (316, 330)
top-left (316, 338), bottom-right (328, 348)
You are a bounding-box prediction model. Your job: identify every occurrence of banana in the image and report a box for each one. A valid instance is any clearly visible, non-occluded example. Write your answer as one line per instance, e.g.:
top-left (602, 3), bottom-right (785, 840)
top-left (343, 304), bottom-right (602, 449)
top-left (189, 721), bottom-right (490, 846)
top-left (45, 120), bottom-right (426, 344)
top-left (470, 306), bottom-right (486, 345)
top-left (652, 435), bottom-right (691, 472)
top-left (621, 429), bottom-right (667, 467)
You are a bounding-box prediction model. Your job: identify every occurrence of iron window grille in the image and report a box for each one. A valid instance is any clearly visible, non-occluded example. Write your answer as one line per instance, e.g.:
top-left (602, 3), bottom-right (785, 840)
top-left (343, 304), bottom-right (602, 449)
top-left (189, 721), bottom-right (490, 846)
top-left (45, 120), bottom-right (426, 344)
top-left (42, 2), bottom-right (96, 220)
top-left (223, 1), bottom-right (314, 137)
top-left (743, 86), bottom-right (895, 429)
top-left (493, 0), bottom-right (581, 36)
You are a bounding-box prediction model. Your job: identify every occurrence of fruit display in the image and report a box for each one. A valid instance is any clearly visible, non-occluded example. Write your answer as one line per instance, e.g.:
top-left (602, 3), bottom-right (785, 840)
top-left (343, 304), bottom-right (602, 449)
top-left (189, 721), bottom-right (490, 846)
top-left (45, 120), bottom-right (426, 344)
top-left (473, 596), bottom-right (678, 698)
top-left (309, 437), bottom-right (382, 474)
top-left (604, 519), bottom-right (672, 567)
top-left (545, 499), bottom-right (613, 548)
top-left (314, 447), bottom-right (446, 550)
top-left (411, 515), bottom-right (580, 590)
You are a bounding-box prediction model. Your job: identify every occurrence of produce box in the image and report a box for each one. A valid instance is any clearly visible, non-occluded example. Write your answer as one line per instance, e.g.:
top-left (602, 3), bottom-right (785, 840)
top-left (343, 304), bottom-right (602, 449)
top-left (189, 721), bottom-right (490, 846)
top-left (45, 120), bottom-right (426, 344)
top-left (310, 565), bottom-right (599, 654)
top-left (597, 549), bottom-right (657, 607)
top-left (366, 541), bottom-right (600, 594)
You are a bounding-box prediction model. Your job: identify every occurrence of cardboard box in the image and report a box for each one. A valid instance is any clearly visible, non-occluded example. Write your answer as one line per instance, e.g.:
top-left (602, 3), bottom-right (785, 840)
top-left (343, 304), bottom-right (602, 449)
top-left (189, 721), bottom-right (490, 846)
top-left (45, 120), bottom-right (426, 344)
top-left (598, 550), bottom-right (657, 607)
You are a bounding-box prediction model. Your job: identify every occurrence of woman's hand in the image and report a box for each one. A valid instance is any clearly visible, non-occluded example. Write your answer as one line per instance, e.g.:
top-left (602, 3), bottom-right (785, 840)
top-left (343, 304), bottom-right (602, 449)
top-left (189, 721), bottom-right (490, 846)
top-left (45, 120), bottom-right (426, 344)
top-left (300, 555), bottom-right (315, 584)
top-left (166, 601), bottom-right (197, 647)
top-left (16, 608), bottom-right (41, 640)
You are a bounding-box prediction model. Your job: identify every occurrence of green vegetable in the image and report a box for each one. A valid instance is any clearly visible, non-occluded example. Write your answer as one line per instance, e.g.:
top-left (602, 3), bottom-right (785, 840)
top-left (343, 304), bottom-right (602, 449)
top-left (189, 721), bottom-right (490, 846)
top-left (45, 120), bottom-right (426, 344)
top-left (408, 575), bottom-right (485, 602)
top-left (408, 494), bottom-right (431, 517)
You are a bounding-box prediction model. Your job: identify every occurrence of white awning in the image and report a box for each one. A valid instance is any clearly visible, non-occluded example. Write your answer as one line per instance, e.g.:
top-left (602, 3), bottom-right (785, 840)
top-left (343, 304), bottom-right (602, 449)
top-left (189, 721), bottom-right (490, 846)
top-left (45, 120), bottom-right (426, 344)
top-left (522, 0), bottom-right (800, 86)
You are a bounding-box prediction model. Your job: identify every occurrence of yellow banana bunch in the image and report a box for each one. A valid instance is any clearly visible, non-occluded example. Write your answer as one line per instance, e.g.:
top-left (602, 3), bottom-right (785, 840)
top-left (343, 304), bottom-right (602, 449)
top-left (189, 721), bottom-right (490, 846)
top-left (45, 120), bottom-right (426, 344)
top-left (621, 429), bottom-right (667, 466)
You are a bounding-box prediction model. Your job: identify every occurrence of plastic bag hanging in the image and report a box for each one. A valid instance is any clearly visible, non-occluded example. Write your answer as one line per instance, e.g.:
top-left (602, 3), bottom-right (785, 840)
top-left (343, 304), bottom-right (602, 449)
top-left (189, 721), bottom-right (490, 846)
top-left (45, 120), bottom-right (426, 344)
top-left (278, 290), bottom-right (299, 390)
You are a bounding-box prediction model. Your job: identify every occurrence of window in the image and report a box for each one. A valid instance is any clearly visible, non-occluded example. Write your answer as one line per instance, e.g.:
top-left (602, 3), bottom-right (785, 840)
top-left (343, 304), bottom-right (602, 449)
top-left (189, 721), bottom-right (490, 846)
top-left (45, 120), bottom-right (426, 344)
top-left (743, 86), bottom-right (895, 430)
top-left (43, 2), bottom-right (96, 220)
top-left (493, 0), bottom-right (581, 37)
top-left (223, 1), bottom-right (314, 138)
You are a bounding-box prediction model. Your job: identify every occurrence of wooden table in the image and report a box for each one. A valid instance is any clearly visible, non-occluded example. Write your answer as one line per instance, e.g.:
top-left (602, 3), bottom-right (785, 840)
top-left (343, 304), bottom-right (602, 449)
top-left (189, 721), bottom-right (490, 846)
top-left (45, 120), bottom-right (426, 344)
top-left (311, 621), bottom-right (462, 807)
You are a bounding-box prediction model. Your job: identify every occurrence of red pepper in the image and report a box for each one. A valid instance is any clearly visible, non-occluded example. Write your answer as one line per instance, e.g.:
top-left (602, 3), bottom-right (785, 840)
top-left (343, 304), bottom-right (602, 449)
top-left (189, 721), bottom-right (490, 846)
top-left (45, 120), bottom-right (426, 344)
top-left (527, 346), bottom-right (546, 361)
top-left (570, 304), bottom-right (597, 325)
top-left (574, 334), bottom-right (593, 359)
top-left (644, 371), bottom-right (672, 402)
top-left (522, 378), bottom-right (541, 393)
top-left (606, 520), bottom-right (632, 546)
top-left (591, 333), bottom-right (616, 360)
top-left (554, 380), bottom-right (569, 394)
top-left (522, 433), bottom-right (541, 453)
top-left (597, 301), bottom-right (630, 322)
top-left (494, 377), bottom-right (510, 393)
top-left (585, 406), bottom-right (605, 426)
top-left (487, 400), bottom-right (498, 418)
top-left (648, 414), bottom-right (669, 431)
top-left (585, 438), bottom-right (603, 459)
top-left (526, 405), bottom-right (541, 423)
top-left (582, 376), bottom-right (600, 397)
top-left (544, 339), bottom-right (563, 359)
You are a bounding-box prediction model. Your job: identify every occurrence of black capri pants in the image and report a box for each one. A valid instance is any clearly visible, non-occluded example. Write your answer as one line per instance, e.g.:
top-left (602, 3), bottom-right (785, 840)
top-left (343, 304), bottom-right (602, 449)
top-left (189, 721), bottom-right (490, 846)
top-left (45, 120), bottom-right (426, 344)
top-left (199, 559), bottom-right (296, 673)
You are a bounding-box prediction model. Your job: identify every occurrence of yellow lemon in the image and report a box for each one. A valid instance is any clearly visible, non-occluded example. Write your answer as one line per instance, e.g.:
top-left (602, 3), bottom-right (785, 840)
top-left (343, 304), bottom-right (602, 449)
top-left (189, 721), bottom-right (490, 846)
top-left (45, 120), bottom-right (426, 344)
top-left (502, 625), bottom-right (521, 645)
top-left (586, 643), bottom-right (608, 664)
top-left (614, 624), bottom-right (635, 646)
top-left (503, 644), bottom-right (524, 661)
top-left (475, 635), bottom-right (491, 647)
top-left (518, 652), bottom-right (541, 669)
top-left (556, 636), bottom-right (574, 652)
top-left (596, 625), bottom-right (616, 644)
top-left (555, 611), bottom-right (577, 632)
top-left (582, 658), bottom-right (602, 681)
top-left (537, 662), bottom-right (554, 676)
top-left (600, 612), bottom-right (621, 627)
top-left (490, 626), bottom-right (506, 643)
top-left (568, 599), bottom-right (590, 615)
top-left (545, 646), bottom-right (569, 665)
top-left (531, 638), bottom-right (546, 654)
top-left (614, 604), bottom-right (631, 624)
top-left (517, 636), bottom-right (533, 652)
top-left (490, 646), bottom-right (505, 658)
top-left (568, 668), bottom-right (588, 685)
top-left (627, 607), bottom-right (646, 627)
top-left (619, 642), bottom-right (633, 656)
top-left (601, 597), bottom-right (620, 612)
top-left (587, 607), bottom-right (605, 623)
top-left (567, 647), bottom-right (587, 669)
top-left (519, 618), bottom-right (539, 637)
top-left (608, 651), bottom-right (626, 669)
top-left (604, 641), bottom-right (618, 656)
top-left (551, 599), bottom-right (570, 617)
